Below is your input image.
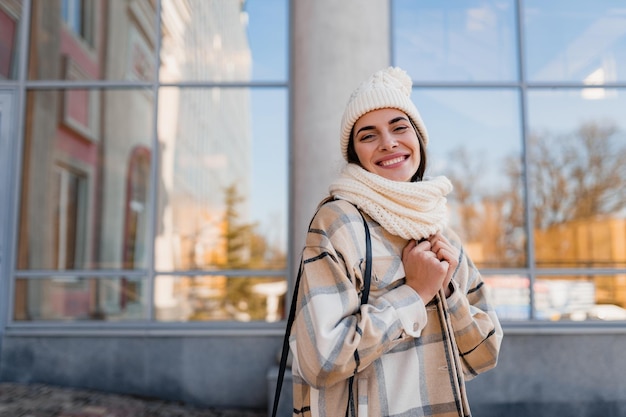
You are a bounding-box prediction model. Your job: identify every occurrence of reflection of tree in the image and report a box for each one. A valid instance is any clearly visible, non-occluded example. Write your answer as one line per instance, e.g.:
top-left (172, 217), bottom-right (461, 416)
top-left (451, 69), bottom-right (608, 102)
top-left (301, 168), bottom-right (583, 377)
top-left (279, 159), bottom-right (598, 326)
top-left (219, 183), bottom-right (286, 321)
top-left (530, 121), bottom-right (626, 230)
top-left (446, 121), bottom-right (626, 312)
top-left (223, 183), bottom-right (254, 268)
top-left (529, 121), bottom-right (626, 309)
top-left (446, 147), bottom-right (525, 268)
top-left (446, 120), bottom-right (626, 270)
top-left (447, 148), bottom-right (481, 240)
top-left (185, 182), bottom-right (286, 321)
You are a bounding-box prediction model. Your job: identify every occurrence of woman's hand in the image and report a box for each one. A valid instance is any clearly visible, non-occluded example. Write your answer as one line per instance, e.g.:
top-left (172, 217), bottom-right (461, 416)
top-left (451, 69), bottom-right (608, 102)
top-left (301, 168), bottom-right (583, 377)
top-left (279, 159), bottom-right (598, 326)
top-left (428, 233), bottom-right (460, 297)
top-left (402, 238), bottom-right (448, 303)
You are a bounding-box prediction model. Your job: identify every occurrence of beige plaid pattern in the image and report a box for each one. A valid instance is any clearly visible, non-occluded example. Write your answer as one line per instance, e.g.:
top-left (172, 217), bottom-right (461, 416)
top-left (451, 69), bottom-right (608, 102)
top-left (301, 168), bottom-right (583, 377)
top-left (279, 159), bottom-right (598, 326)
top-left (290, 199), bottom-right (502, 417)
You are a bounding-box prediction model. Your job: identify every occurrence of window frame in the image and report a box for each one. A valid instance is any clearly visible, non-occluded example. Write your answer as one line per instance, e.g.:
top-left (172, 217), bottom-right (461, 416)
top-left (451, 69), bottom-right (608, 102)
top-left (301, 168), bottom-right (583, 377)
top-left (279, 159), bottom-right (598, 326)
top-left (390, 0), bottom-right (626, 328)
top-left (4, 0), bottom-right (291, 333)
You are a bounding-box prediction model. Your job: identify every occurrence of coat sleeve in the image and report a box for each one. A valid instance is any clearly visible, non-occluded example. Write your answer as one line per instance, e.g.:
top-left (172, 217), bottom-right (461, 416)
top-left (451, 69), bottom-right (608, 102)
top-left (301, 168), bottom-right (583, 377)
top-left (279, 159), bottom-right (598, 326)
top-left (291, 201), bottom-right (428, 389)
top-left (444, 229), bottom-right (503, 380)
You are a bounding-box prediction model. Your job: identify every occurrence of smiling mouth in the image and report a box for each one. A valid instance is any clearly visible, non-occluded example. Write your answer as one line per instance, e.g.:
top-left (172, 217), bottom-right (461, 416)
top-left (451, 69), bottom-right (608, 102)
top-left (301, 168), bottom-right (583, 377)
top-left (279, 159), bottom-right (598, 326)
top-left (378, 156), bottom-right (407, 167)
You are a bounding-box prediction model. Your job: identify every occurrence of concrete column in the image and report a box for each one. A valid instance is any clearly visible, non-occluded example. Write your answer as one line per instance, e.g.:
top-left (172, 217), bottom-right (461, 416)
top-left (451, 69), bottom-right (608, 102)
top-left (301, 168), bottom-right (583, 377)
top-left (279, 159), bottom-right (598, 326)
top-left (290, 0), bottom-right (390, 263)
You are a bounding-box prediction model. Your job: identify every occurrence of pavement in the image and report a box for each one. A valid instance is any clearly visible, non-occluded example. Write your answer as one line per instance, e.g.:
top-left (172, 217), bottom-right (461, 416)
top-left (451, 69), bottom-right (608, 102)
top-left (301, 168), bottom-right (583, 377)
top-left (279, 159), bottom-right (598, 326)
top-left (0, 382), bottom-right (266, 417)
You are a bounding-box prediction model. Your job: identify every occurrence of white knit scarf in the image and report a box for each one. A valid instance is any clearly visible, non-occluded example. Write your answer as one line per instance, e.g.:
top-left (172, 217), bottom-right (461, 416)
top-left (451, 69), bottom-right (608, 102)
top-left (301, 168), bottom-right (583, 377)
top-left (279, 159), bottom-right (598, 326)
top-left (329, 164), bottom-right (453, 240)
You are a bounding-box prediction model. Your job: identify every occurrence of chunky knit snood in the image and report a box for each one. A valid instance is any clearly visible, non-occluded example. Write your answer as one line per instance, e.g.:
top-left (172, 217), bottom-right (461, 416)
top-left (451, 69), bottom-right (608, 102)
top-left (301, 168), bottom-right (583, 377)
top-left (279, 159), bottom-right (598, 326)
top-left (329, 164), bottom-right (453, 241)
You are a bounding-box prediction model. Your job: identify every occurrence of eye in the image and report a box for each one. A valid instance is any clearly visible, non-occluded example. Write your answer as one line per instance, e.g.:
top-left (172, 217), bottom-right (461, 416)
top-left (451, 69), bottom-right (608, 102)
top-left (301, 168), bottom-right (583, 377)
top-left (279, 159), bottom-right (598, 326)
top-left (393, 125), bottom-right (409, 133)
top-left (359, 133), bottom-right (376, 142)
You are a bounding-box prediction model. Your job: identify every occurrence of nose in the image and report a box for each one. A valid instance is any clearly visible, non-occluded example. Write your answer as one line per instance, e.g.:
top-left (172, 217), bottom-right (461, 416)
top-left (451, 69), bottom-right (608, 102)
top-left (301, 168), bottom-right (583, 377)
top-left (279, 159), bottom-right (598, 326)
top-left (379, 132), bottom-right (398, 150)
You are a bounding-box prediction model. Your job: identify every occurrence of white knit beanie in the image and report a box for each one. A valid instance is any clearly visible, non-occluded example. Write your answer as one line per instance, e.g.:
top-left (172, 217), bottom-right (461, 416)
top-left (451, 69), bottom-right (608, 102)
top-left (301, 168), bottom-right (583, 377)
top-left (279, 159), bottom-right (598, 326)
top-left (340, 67), bottom-right (428, 161)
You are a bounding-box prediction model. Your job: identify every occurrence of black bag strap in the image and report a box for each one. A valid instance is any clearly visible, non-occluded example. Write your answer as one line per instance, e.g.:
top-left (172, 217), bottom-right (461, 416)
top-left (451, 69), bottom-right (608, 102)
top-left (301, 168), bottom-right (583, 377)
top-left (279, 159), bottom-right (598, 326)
top-left (346, 210), bottom-right (372, 417)
top-left (358, 210), bottom-right (372, 305)
top-left (272, 208), bottom-right (372, 417)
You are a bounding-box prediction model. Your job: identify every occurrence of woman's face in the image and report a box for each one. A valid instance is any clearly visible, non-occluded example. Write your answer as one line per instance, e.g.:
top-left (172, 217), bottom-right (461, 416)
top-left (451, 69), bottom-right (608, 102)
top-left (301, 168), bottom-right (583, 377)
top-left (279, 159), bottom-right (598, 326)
top-left (352, 108), bottom-right (421, 182)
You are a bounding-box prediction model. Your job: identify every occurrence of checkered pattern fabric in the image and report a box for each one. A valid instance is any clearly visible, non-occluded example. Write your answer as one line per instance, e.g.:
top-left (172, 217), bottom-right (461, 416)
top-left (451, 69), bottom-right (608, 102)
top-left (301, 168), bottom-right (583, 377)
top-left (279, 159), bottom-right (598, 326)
top-left (289, 199), bottom-right (502, 417)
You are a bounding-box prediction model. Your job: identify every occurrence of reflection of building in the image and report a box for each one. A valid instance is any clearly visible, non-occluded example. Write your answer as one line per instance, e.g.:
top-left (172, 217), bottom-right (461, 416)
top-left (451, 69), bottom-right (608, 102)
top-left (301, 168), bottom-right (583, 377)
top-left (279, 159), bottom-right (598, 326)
top-left (13, 1), bottom-right (155, 320)
top-left (0, 1), bottom-right (19, 79)
top-left (158, 0), bottom-right (253, 320)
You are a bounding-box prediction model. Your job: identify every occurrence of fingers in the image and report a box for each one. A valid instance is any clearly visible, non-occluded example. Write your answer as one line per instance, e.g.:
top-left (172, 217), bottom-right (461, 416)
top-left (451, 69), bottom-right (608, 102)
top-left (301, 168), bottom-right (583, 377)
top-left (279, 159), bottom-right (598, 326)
top-left (429, 234), bottom-right (457, 264)
top-left (402, 239), bottom-right (416, 259)
top-left (402, 233), bottom-right (456, 300)
top-left (402, 239), bottom-right (431, 258)
top-left (434, 247), bottom-right (454, 263)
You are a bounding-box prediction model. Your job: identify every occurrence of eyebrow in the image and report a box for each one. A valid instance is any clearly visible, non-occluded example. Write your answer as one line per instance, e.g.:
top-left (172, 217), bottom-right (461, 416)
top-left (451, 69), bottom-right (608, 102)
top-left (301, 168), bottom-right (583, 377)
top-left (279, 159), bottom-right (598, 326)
top-left (355, 116), bottom-right (410, 136)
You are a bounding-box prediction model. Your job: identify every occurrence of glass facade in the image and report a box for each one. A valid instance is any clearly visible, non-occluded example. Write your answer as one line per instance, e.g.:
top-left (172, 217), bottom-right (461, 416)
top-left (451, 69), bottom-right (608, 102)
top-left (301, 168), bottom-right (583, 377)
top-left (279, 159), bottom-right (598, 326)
top-left (1, 0), bottom-right (625, 330)
top-left (4, 0), bottom-right (288, 324)
top-left (393, 0), bottom-right (626, 322)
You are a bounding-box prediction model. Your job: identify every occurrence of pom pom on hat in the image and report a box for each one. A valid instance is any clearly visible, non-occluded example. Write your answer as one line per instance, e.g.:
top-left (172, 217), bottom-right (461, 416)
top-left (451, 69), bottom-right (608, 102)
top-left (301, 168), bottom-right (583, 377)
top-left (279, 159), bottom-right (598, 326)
top-left (340, 67), bottom-right (428, 161)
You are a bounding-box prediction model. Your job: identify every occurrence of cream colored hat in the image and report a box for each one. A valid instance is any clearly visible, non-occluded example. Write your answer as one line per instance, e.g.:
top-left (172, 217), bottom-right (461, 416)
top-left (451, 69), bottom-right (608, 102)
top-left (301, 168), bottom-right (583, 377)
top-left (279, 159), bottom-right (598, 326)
top-left (340, 66), bottom-right (428, 161)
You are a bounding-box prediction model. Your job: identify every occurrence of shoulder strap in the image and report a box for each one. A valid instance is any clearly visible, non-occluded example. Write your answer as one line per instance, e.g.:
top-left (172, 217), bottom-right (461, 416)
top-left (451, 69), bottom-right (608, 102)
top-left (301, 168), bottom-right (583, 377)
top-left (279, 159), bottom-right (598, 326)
top-left (358, 210), bottom-right (372, 305)
top-left (271, 206), bottom-right (372, 417)
top-left (346, 210), bottom-right (371, 417)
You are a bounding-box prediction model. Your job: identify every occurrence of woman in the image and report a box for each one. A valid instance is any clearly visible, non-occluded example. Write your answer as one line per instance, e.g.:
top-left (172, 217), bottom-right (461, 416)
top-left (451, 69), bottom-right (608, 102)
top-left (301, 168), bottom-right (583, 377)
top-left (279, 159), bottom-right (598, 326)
top-left (289, 67), bottom-right (502, 417)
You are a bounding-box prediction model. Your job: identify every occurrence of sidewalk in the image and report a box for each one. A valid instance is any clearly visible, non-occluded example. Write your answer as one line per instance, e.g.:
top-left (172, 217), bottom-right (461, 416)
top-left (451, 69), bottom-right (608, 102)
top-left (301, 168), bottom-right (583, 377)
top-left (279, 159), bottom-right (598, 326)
top-left (0, 382), bottom-right (266, 417)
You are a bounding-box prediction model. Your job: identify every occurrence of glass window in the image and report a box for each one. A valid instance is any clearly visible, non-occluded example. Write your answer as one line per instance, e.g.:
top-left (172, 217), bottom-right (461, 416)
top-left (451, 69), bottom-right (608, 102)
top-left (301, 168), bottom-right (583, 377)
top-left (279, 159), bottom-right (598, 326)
top-left (14, 276), bottom-right (148, 321)
top-left (29, 0), bottom-right (157, 81)
top-left (524, 1), bottom-right (626, 83)
top-left (528, 89), bottom-right (626, 322)
top-left (392, 1), bottom-right (626, 324)
top-left (156, 87), bottom-right (287, 272)
top-left (52, 165), bottom-right (88, 270)
top-left (527, 89), bottom-right (626, 269)
top-left (61, 0), bottom-right (95, 47)
top-left (160, 0), bottom-right (288, 83)
top-left (393, 0), bottom-right (518, 82)
top-left (155, 275), bottom-right (286, 322)
top-left (415, 88), bottom-right (525, 268)
top-left (13, 0), bottom-right (289, 324)
top-left (0, 0), bottom-right (22, 80)
top-left (534, 275), bottom-right (626, 322)
top-left (18, 88), bottom-right (154, 270)
top-left (483, 275), bottom-right (531, 321)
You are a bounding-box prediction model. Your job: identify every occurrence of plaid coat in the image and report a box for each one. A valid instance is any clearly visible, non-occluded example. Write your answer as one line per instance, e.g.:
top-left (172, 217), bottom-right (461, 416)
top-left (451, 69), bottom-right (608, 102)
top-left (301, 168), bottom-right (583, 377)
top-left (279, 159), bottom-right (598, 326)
top-left (289, 199), bottom-right (502, 417)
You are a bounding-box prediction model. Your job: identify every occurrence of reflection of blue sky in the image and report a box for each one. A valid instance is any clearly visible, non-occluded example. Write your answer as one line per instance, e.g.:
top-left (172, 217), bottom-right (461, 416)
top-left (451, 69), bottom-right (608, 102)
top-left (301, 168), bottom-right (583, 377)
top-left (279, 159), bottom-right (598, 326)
top-left (250, 90), bottom-right (287, 249)
top-left (243, 0), bottom-right (626, 248)
top-left (525, 1), bottom-right (626, 82)
top-left (414, 89), bottom-right (521, 193)
top-left (393, 1), bottom-right (626, 84)
top-left (393, 0), bottom-right (626, 198)
top-left (245, 0), bottom-right (288, 81)
top-left (393, 0), bottom-right (518, 82)
top-left (528, 89), bottom-right (626, 133)
top-left (245, 0), bottom-right (288, 250)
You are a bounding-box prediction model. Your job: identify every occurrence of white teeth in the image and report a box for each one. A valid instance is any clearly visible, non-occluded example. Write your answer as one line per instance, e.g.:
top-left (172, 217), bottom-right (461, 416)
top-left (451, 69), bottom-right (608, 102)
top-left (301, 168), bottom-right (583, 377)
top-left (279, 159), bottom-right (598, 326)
top-left (380, 156), bottom-right (405, 167)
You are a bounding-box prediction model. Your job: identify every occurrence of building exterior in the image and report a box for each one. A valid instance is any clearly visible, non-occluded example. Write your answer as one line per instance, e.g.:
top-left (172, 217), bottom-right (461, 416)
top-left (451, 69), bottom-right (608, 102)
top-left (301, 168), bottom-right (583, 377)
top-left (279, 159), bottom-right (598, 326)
top-left (1, 1), bottom-right (625, 416)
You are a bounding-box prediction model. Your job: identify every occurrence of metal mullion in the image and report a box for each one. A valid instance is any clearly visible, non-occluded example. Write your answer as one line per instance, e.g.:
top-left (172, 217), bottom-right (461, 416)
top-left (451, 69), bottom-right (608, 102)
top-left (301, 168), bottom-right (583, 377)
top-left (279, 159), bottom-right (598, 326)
top-left (284, 0), bottom-right (296, 323)
top-left (516, 0), bottom-right (537, 320)
top-left (145, 0), bottom-right (163, 322)
top-left (527, 82), bottom-right (626, 89)
top-left (155, 269), bottom-right (288, 277)
top-left (5, 0), bottom-right (33, 328)
top-left (480, 268), bottom-right (531, 276)
top-left (157, 80), bottom-right (288, 89)
top-left (13, 270), bottom-right (147, 278)
top-left (534, 268), bottom-right (626, 277)
top-left (502, 320), bottom-right (626, 334)
top-left (22, 80), bottom-right (153, 89)
top-left (389, 0), bottom-right (395, 66)
top-left (6, 319), bottom-right (287, 336)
